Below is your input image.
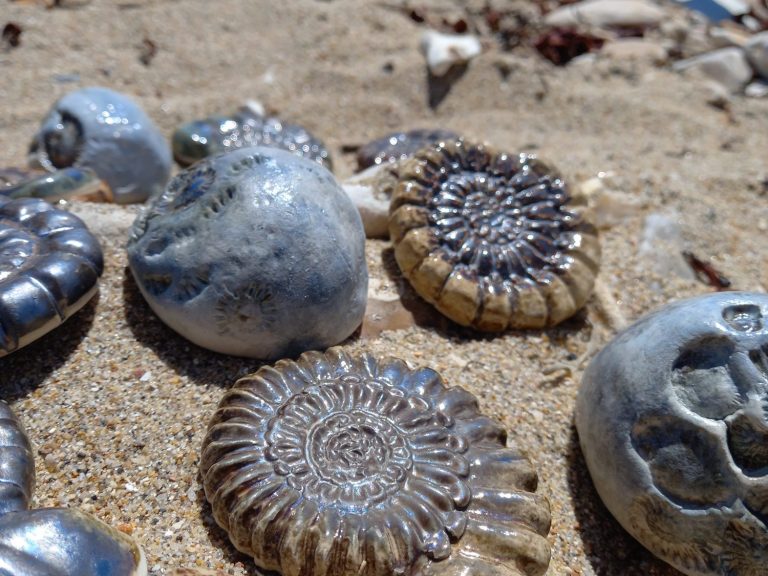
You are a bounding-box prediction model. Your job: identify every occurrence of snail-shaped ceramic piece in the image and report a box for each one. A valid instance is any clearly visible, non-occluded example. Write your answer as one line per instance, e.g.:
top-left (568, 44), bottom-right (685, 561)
top-left (0, 401), bottom-right (147, 575)
top-left (389, 139), bottom-right (600, 331)
top-left (127, 147), bottom-right (367, 359)
top-left (577, 292), bottom-right (768, 576)
top-left (201, 347), bottom-right (551, 576)
top-left (172, 104), bottom-right (331, 170)
top-left (29, 87), bottom-right (171, 204)
top-left (0, 197), bottom-right (103, 356)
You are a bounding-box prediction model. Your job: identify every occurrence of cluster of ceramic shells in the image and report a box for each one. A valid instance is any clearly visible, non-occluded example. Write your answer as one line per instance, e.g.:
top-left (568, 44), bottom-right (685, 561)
top-left (201, 348), bottom-right (551, 576)
top-left (388, 138), bottom-right (600, 331)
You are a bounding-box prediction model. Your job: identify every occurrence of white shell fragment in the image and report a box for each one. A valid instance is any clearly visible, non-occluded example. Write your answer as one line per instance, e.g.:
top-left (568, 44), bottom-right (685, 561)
top-left (420, 31), bottom-right (482, 76)
top-left (342, 163), bottom-right (397, 238)
top-left (745, 31), bottom-right (768, 79)
top-left (29, 87), bottom-right (171, 204)
top-left (577, 292), bottom-right (768, 576)
top-left (128, 147), bottom-right (368, 359)
top-left (673, 47), bottom-right (754, 94)
top-left (544, 0), bottom-right (665, 29)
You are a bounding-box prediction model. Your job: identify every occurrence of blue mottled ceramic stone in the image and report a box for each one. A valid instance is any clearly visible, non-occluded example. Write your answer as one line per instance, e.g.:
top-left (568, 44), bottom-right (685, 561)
top-left (127, 147), bottom-right (368, 359)
top-left (577, 291), bottom-right (768, 576)
top-left (29, 87), bottom-right (171, 204)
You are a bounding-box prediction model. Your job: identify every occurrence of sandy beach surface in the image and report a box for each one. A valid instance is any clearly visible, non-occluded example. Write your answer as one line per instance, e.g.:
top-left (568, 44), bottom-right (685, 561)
top-left (1, 1), bottom-right (768, 574)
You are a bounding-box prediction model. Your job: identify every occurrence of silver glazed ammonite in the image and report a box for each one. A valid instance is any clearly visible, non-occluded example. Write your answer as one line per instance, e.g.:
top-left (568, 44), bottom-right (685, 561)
top-left (389, 139), bottom-right (600, 331)
top-left (0, 401), bottom-right (147, 575)
top-left (201, 347), bottom-right (551, 576)
top-left (172, 105), bottom-right (331, 170)
top-left (29, 87), bottom-right (171, 204)
top-left (577, 292), bottom-right (768, 576)
top-left (0, 197), bottom-right (103, 356)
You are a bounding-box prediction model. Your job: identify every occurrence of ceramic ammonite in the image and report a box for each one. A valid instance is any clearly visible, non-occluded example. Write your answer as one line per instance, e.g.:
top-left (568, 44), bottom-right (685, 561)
top-left (577, 292), bottom-right (768, 576)
top-left (388, 139), bottom-right (600, 331)
top-left (28, 87), bottom-right (171, 204)
top-left (0, 401), bottom-right (147, 575)
top-left (172, 104), bottom-right (332, 170)
top-left (201, 347), bottom-right (552, 576)
top-left (356, 129), bottom-right (460, 171)
top-left (0, 197), bottom-right (103, 356)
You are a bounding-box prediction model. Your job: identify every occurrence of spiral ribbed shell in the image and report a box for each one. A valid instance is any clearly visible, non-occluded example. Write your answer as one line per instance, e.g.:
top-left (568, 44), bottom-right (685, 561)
top-left (201, 348), bottom-right (551, 576)
top-left (389, 139), bottom-right (600, 331)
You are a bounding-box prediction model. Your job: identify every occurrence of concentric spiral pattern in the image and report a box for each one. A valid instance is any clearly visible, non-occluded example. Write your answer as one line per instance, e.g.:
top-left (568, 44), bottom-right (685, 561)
top-left (0, 197), bottom-right (103, 356)
top-left (389, 139), bottom-right (600, 331)
top-left (201, 348), bottom-right (551, 576)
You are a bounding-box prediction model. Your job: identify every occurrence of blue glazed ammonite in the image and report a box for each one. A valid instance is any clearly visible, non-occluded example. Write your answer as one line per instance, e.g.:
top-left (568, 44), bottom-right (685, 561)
top-left (127, 147), bottom-right (367, 359)
top-left (172, 105), bottom-right (332, 170)
top-left (201, 348), bottom-right (552, 576)
top-left (28, 87), bottom-right (171, 204)
top-left (389, 139), bottom-right (600, 331)
top-left (0, 197), bottom-right (103, 356)
top-left (0, 401), bottom-right (147, 575)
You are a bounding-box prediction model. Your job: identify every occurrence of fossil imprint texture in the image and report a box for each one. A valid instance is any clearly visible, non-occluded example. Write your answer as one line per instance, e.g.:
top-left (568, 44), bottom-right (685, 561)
top-left (577, 292), bottom-right (768, 576)
top-left (389, 139), bottom-right (600, 331)
top-left (202, 348), bottom-right (551, 576)
top-left (0, 401), bottom-right (147, 575)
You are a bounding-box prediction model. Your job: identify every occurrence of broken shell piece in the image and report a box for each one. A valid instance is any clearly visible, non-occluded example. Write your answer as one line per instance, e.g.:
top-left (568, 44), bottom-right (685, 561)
top-left (577, 292), bottom-right (768, 576)
top-left (201, 347), bottom-right (551, 576)
top-left (1, 167), bottom-right (112, 203)
top-left (0, 508), bottom-right (147, 576)
top-left (389, 139), bottom-right (601, 331)
top-left (420, 31), bottom-right (482, 76)
top-left (172, 104), bottom-right (331, 170)
top-left (0, 197), bottom-right (103, 356)
top-left (343, 163), bottom-right (400, 238)
top-left (29, 87), bottom-right (171, 204)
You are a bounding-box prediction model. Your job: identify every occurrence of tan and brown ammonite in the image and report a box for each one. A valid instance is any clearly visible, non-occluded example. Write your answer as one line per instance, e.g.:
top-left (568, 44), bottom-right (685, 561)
top-left (389, 139), bottom-right (600, 331)
top-left (201, 348), bottom-right (551, 576)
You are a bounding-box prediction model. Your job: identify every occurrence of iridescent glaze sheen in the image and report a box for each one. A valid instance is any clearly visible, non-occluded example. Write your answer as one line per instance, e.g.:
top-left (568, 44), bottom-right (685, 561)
top-left (1, 167), bottom-right (112, 202)
top-left (29, 87), bottom-right (171, 204)
top-left (0, 197), bottom-right (103, 356)
top-left (172, 105), bottom-right (331, 170)
top-left (389, 139), bottom-right (600, 331)
top-left (201, 348), bottom-right (551, 576)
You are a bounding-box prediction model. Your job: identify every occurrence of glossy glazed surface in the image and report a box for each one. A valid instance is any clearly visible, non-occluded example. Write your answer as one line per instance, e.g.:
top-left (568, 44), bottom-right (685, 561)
top-left (128, 147), bottom-right (367, 359)
top-left (0, 197), bottom-right (103, 356)
top-left (202, 348), bottom-right (551, 576)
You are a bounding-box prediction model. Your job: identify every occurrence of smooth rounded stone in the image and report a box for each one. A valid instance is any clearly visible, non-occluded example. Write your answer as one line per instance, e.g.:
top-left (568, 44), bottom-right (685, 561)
top-left (745, 31), bottom-right (768, 79)
top-left (673, 47), bottom-right (753, 93)
top-left (544, 0), bottom-right (665, 29)
top-left (0, 401), bottom-right (34, 517)
top-left (0, 197), bottom-right (103, 357)
top-left (356, 129), bottom-right (461, 171)
top-left (201, 347), bottom-right (552, 576)
top-left (1, 167), bottom-right (112, 203)
top-left (420, 31), bottom-right (482, 76)
top-left (172, 103), bottom-right (331, 170)
top-left (600, 38), bottom-right (668, 65)
top-left (576, 292), bottom-right (768, 576)
top-left (389, 139), bottom-right (601, 332)
top-left (28, 87), bottom-right (171, 204)
top-left (127, 147), bottom-right (367, 359)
